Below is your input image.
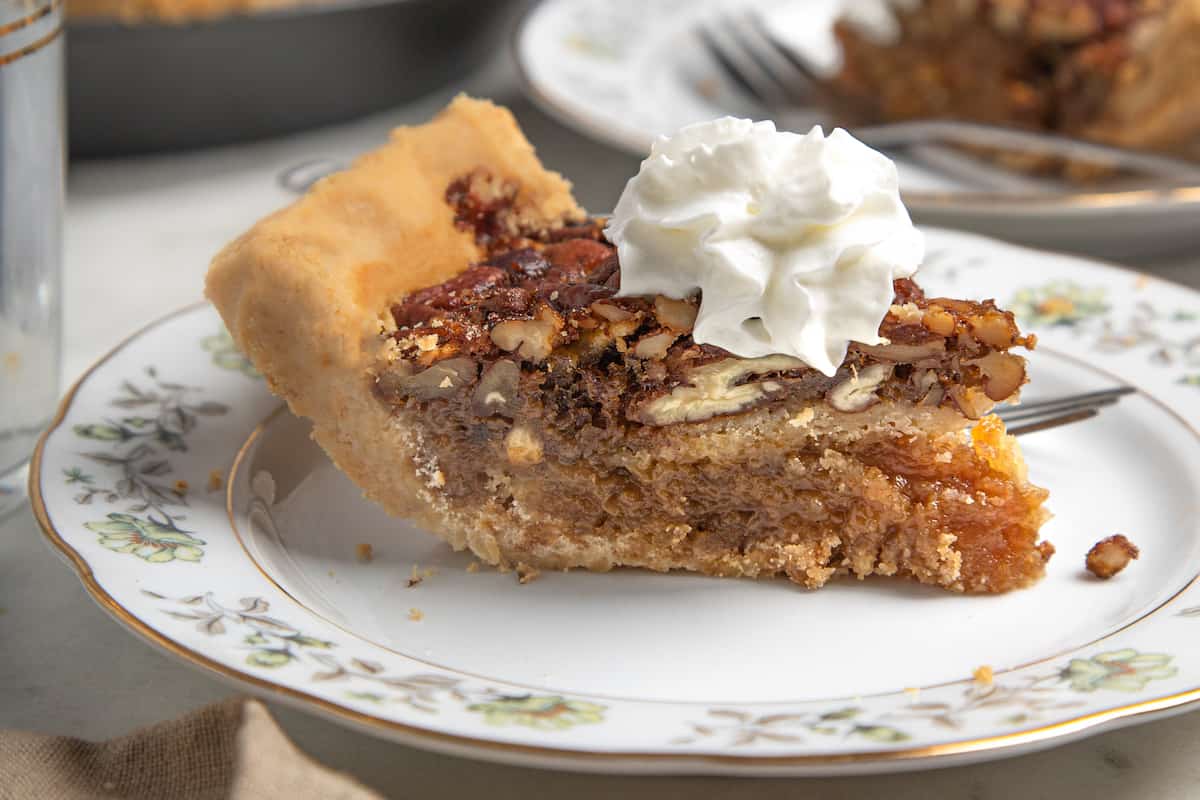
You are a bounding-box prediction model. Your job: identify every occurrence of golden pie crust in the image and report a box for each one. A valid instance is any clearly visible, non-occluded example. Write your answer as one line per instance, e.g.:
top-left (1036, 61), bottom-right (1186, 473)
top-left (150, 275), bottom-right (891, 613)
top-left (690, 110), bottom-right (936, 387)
top-left (208, 96), bottom-right (579, 521)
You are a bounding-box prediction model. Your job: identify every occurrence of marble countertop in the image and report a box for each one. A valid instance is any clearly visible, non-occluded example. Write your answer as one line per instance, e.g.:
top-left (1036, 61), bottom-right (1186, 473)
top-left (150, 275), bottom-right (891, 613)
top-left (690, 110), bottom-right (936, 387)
top-left (4, 52), bottom-right (1200, 799)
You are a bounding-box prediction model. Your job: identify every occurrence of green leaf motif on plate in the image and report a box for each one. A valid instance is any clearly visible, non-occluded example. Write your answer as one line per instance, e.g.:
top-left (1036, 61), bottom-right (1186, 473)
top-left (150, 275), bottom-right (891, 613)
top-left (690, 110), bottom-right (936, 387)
top-left (1010, 281), bottom-right (1109, 327)
top-left (852, 724), bottom-right (911, 743)
top-left (818, 707), bottom-right (859, 721)
top-left (62, 467), bottom-right (94, 485)
top-left (671, 706), bottom-right (910, 747)
top-left (346, 691), bottom-right (387, 705)
top-left (246, 650), bottom-right (294, 669)
top-left (467, 695), bottom-right (606, 731)
top-left (202, 328), bottom-right (260, 378)
top-left (69, 368), bottom-right (234, 563)
top-left (1059, 649), bottom-right (1177, 693)
top-left (1010, 281), bottom-right (1200, 382)
top-left (85, 512), bottom-right (206, 563)
top-left (74, 424), bottom-right (132, 442)
top-left (289, 635), bottom-right (335, 650)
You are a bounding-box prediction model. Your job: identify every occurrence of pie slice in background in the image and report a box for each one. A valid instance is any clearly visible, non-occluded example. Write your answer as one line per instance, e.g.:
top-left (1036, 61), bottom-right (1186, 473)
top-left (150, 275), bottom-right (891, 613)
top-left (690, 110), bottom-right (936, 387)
top-left (830, 0), bottom-right (1200, 162)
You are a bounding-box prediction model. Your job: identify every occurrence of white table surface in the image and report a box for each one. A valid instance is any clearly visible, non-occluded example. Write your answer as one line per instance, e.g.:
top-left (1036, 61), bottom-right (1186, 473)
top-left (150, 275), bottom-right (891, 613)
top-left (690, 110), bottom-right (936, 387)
top-left (4, 49), bottom-right (1200, 799)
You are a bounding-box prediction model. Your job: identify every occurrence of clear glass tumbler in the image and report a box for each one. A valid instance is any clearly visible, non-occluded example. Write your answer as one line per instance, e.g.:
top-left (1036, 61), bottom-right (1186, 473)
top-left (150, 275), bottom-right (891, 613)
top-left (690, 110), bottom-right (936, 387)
top-left (0, 0), bottom-right (63, 517)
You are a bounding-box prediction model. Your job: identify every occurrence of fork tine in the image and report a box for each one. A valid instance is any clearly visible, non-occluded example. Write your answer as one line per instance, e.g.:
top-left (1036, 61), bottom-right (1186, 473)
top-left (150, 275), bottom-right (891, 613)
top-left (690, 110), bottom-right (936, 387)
top-left (997, 386), bottom-right (1136, 422)
top-left (999, 385), bottom-right (1136, 436)
top-left (1008, 408), bottom-right (1099, 437)
top-left (999, 394), bottom-right (1122, 422)
top-left (698, 18), bottom-right (788, 108)
top-left (726, 14), bottom-right (816, 105)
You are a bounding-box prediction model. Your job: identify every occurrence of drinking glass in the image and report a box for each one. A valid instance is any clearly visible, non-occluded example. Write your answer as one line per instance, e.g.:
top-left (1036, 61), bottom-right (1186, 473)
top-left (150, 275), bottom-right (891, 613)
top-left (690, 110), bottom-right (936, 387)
top-left (0, 0), bottom-right (63, 517)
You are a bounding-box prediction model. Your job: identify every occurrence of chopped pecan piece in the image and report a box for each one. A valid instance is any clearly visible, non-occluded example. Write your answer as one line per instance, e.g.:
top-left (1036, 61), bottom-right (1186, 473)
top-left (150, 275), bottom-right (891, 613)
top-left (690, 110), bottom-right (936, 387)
top-left (632, 355), bottom-right (805, 426)
top-left (1086, 534), bottom-right (1139, 578)
top-left (472, 360), bottom-right (520, 418)
top-left (828, 364), bottom-right (894, 412)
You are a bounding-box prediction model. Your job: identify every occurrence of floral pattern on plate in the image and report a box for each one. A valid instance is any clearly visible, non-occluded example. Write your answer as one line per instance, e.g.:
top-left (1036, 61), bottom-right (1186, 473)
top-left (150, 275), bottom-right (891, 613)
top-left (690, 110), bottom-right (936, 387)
top-left (148, 589), bottom-right (607, 729)
top-left (66, 360), bottom-right (229, 563)
top-left (1006, 280), bottom-right (1200, 378)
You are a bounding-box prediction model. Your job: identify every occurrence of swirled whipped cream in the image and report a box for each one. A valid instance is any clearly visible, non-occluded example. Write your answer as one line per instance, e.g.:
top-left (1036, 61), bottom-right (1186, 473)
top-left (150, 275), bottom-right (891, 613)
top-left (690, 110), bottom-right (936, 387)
top-left (605, 117), bottom-right (924, 377)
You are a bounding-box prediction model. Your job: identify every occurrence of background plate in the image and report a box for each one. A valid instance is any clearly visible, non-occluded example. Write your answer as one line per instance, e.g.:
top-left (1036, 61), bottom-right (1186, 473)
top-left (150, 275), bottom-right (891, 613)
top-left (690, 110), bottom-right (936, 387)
top-left (513, 0), bottom-right (1200, 259)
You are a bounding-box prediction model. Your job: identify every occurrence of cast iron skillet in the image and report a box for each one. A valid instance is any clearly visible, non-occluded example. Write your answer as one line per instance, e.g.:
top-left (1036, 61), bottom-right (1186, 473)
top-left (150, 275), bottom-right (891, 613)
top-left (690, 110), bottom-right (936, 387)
top-left (68, 0), bottom-right (522, 157)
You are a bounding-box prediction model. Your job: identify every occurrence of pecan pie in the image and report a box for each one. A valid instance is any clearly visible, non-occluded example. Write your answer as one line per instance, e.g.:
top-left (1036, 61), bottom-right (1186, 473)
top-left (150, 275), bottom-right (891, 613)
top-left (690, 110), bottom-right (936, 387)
top-left (207, 96), bottom-right (1052, 593)
top-left (830, 0), bottom-right (1200, 163)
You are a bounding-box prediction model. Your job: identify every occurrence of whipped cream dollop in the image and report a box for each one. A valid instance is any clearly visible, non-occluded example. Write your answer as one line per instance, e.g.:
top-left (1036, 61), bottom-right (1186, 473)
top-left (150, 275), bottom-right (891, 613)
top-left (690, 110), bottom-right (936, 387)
top-left (605, 117), bottom-right (924, 377)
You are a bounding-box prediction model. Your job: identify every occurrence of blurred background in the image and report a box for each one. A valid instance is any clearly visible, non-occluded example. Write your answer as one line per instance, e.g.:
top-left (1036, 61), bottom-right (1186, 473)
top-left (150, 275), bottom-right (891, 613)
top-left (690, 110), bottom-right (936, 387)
top-left (3, 0), bottom-right (1200, 795)
top-left (44, 0), bottom-right (1200, 390)
top-left (63, 0), bottom-right (1200, 256)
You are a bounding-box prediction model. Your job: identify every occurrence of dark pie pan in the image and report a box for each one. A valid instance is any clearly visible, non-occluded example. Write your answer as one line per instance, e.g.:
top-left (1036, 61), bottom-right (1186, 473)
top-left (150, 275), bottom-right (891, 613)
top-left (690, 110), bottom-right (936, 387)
top-left (67, 0), bottom-right (521, 157)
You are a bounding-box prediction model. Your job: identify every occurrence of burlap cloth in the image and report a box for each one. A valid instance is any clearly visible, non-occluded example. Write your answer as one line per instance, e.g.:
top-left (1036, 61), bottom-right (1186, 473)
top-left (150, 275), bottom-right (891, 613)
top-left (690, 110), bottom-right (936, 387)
top-left (0, 697), bottom-right (385, 799)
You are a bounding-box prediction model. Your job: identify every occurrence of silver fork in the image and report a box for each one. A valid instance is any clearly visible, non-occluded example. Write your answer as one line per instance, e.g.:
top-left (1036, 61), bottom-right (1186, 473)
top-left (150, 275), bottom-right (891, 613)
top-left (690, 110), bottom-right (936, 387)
top-left (698, 12), bottom-right (1200, 190)
top-left (1000, 386), bottom-right (1136, 437)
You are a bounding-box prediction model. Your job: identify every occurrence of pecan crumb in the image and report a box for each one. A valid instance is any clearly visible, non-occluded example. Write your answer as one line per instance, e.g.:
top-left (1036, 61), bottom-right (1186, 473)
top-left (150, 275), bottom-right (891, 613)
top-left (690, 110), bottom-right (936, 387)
top-left (505, 425), bottom-right (544, 466)
top-left (408, 608), bottom-right (424, 622)
top-left (788, 408), bottom-right (815, 428)
top-left (973, 665), bottom-right (994, 685)
top-left (407, 564), bottom-right (422, 587)
top-left (207, 470), bottom-right (224, 492)
top-left (173, 479), bottom-right (189, 496)
top-left (1086, 534), bottom-right (1139, 579)
top-left (516, 563), bottom-right (540, 584)
top-left (355, 543), bottom-right (374, 563)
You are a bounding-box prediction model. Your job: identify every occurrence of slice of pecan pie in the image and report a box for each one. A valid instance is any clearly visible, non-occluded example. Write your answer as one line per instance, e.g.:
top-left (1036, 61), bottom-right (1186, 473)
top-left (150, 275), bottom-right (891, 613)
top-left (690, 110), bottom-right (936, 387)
top-left (208, 96), bottom-right (1052, 593)
top-left (829, 0), bottom-right (1200, 164)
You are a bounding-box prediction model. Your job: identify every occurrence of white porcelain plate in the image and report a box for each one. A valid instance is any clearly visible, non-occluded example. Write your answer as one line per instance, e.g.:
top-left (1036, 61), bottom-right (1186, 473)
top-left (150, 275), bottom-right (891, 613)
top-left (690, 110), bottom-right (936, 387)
top-left (32, 229), bottom-right (1200, 776)
top-left (514, 0), bottom-right (1200, 258)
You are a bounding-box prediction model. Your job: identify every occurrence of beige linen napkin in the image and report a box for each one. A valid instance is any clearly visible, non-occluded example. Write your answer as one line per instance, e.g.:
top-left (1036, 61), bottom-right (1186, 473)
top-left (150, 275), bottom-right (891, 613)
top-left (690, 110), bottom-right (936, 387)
top-left (0, 697), bottom-right (384, 800)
